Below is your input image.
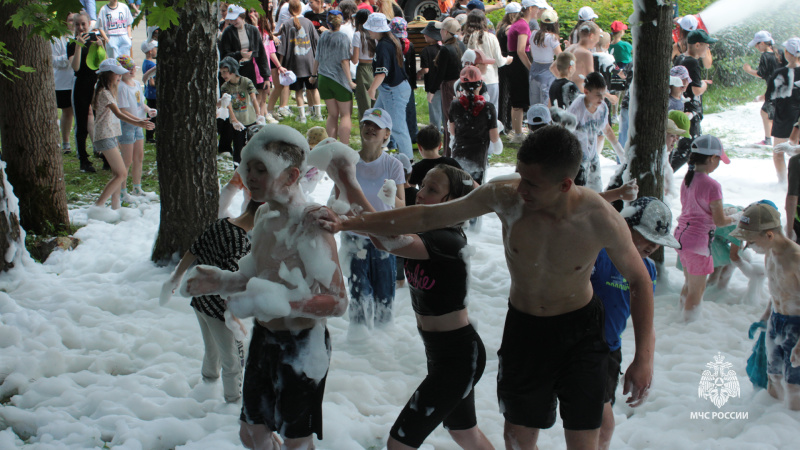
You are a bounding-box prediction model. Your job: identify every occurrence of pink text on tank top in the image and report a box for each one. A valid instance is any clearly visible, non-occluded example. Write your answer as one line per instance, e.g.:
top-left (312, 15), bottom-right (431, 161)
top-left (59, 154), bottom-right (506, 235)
top-left (407, 264), bottom-right (436, 290)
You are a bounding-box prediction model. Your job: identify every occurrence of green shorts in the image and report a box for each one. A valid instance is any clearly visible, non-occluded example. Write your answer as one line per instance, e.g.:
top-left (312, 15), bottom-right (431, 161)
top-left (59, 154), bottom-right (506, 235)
top-left (317, 74), bottom-right (353, 102)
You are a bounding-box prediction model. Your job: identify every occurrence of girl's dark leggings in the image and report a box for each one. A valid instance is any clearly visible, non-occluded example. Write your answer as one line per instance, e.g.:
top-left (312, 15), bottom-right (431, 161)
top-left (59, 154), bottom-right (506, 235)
top-left (72, 77), bottom-right (96, 164)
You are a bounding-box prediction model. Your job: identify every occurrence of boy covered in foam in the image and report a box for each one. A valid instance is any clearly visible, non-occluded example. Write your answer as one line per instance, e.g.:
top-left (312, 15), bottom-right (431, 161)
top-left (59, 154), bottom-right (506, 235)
top-left (731, 202), bottom-right (800, 410)
top-left (182, 124), bottom-right (348, 449)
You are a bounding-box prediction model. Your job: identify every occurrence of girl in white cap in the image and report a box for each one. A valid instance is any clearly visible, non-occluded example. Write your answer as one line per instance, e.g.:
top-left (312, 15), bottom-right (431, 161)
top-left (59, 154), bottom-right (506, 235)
top-left (364, 12), bottom-right (413, 158)
top-left (768, 37), bottom-right (800, 183)
top-left (673, 135), bottom-right (737, 322)
top-left (568, 6), bottom-right (597, 45)
top-left (743, 30), bottom-right (783, 146)
top-left (89, 59), bottom-right (154, 219)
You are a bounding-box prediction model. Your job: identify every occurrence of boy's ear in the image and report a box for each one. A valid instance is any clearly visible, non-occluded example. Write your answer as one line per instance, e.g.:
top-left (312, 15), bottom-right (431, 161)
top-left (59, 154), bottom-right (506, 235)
top-left (285, 167), bottom-right (302, 185)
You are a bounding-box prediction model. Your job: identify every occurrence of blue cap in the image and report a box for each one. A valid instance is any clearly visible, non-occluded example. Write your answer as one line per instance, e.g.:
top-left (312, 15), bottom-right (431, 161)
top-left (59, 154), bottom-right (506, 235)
top-left (467, 0), bottom-right (485, 10)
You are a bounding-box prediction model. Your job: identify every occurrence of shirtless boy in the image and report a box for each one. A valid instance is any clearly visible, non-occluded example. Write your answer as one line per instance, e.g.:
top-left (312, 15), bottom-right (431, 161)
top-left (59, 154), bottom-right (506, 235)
top-left (732, 202), bottom-right (800, 410)
top-left (184, 124), bottom-right (348, 449)
top-left (564, 21), bottom-right (600, 93)
top-left (318, 125), bottom-right (655, 449)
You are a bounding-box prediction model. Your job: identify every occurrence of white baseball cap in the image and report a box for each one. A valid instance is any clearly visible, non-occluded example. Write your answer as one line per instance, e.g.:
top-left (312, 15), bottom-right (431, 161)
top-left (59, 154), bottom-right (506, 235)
top-left (505, 2), bottom-right (522, 14)
top-left (526, 104), bottom-right (551, 126)
top-left (225, 5), bottom-right (245, 21)
top-left (96, 58), bottom-right (129, 75)
top-left (140, 40), bottom-right (158, 53)
top-left (691, 135), bottom-right (730, 164)
top-left (361, 108), bottom-right (393, 129)
top-left (578, 6), bottom-right (598, 21)
top-left (748, 30), bottom-right (774, 47)
top-left (784, 37), bottom-right (800, 58)
top-left (531, 0), bottom-right (551, 9)
top-left (678, 15), bottom-right (698, 31)
top-left (521, 0), bottom-right (536, 8)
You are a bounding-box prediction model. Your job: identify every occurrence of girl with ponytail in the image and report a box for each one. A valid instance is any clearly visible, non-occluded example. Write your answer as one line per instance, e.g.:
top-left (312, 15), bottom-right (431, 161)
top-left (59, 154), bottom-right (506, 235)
top-left (673, 135), bottom-right (736, 322)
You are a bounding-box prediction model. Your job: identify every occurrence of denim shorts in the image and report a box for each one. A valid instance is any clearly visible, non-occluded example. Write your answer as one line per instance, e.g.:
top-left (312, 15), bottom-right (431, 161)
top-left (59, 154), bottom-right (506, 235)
top-left (94, 137), bottom-right (119, 152)
top-left (119, 121), bottom-right (144, 144)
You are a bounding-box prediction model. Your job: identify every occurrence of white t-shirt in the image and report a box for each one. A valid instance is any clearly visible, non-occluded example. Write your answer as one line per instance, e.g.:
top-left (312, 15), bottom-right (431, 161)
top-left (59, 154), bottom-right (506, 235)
top-left (464, 32), bottom-right (507, 85)
top-left (355, 152), bottom-right (405, 213)
top-left (340, 21), bottom-right (357, 78)
top-left (51, 36), bottom-right (73, 91)
top-left (352, 31), bottom-right (373, 60)
top-left (530, 33), bottom-right (560, 64)
top-left (567, 94), bottom-right (608, 161)
top-left (98, 3), bottom-right (133, 36)
top-left (276, 3), bottom-right (311, 31)
top-left (117, 80), bottom-right (147, 119)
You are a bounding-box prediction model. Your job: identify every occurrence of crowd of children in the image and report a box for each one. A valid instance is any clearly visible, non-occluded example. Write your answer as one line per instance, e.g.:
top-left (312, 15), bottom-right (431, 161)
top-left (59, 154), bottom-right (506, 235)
top-left (49, 0), bottom-right (800, 448)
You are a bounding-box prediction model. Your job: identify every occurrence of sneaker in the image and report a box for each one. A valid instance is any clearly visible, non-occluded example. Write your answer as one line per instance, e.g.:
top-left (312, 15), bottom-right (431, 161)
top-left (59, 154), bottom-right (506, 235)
top-left (121, 192), bottom-right (138, 204)
top-left (63, 148), bottom-right (73, 155)
top-left (265, 113), bottom-right (279, 124)
top-left (80, 162), bottom-right (96, 173)
top-left (754, 138), bottom-right (772, 146)
top-left (131, 186), bottom-right (152, 196)
top-left (278, 106), bottom-right (294, 118)
top-left (298, 115), bottom-right (307, 124)
top-left (311, 113), bottom-right (325, 122)
top-left (511, 133), bottom-right (527, 144)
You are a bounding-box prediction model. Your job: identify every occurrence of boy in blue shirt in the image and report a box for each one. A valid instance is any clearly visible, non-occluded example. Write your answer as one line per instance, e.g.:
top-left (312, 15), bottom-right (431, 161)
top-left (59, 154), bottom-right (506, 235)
top-left (591, 197), bottom-right (680, 450)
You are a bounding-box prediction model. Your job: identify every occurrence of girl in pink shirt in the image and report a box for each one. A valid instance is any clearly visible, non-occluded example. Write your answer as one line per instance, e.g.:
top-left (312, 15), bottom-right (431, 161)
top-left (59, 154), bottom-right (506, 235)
top-left (673, 135), bottom-right (736, 321)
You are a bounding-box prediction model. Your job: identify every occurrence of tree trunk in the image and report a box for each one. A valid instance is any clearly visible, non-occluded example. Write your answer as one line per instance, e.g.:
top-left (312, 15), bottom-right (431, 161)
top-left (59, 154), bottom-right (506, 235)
top-left (627, 0), bottom-right (674, 264)
top-left (0, 162), bottom-right (25, 271)
top-left (151, 0), bottom-right (220, 264)
top-left (0, 0), bottom-right (69, 236)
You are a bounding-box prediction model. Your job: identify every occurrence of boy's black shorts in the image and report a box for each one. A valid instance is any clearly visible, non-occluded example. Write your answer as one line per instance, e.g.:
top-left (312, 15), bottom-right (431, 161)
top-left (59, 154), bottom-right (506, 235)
top-left (240, 322), bottom-right (331, 439)
top-left (604, 348), bottom-right (623, 405)
top-left (497, 297), bottom-right (609, 431)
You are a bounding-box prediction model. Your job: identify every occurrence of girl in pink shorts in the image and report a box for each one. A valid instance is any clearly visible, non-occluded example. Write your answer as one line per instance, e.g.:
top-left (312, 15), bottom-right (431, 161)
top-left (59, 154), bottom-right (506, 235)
top-left (673, 135), bottom-right (737, 321)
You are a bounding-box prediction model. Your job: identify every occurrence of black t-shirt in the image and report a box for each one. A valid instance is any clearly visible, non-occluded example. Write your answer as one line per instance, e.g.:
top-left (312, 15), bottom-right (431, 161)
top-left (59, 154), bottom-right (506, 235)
top-left (189, 219), bottom-right (251, 321)
top-left (549, 77), bottom-right (580, 110)
top-left (432, 40), bottom-right (467, 87)
top-left (419, 44), bottom-right (442, 93)
top-left (374, 36), bottom-right (407, 87)
top-left (757, 51), bottom-right (784, 87)
top-left (405, 228), bottom-right (468, 316)
top-left (67, 41), bottom-right (98, 83)
top-left (674, 54), bottom-right (703, 115)
top-left (789, 154), bottom-right (800, 225)
top-left (409, 157), bottom-right (462, 186)
top-left (449, 99), bottom-right (497, 175)
top-left (405, 186), bottom-right (418, 206)
top-left (304, 10), bottom-right (328, 34)
top-left (404, 39), bottom-right (416, 90)
top-left (766, 67), bottom-right (800, 123)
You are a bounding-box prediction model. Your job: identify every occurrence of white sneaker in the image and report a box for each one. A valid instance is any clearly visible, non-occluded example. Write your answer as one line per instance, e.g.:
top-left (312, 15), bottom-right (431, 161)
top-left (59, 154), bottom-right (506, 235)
top-left (87, 205), bottom-right (121, 223)
top-left (311, 113), bottom-right (325, 122)
top-left (265, 113), bottom-right (279, 124)
top-left (121, 192), bottom-right (138, 204)
top-left (278, 106), bottom-right (294, 118)
top-left (131, 186), bottom-right (153, 196)
top-left (298, 115), bottom-right (307, 124)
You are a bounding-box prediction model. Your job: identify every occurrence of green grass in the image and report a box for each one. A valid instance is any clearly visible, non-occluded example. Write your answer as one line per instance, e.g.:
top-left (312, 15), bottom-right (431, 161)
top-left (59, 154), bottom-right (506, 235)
top-left (702, 79), bottom-right (764, 115)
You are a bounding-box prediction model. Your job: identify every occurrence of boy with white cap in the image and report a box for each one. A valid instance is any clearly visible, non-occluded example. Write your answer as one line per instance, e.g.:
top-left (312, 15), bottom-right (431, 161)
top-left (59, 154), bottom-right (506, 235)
top-left (743, 30), bottom-right (783, 146)
top-left (767, 37), bottom-right (800, 183)
top-left (593, 197), bottom-right (679, 449)
top-left (731, 202), bottom-right (800, 410)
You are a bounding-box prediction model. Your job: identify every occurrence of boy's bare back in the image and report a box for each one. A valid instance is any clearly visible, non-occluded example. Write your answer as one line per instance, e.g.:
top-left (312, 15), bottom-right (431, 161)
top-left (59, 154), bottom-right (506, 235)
top-left (767, 240), bottom-right (800, 316)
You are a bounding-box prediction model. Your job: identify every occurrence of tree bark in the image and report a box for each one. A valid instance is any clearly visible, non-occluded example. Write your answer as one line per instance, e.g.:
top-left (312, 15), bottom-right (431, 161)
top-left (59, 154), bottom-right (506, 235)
top-left (0, 0), bottom-right (70, 236)
top-left (627, 0), bottom-right (674, 263)
top-left (151, 0), bottom-right (220, 264)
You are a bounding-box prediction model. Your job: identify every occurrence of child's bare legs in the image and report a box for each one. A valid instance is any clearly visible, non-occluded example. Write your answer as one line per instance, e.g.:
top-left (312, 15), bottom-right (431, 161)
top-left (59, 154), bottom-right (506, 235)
top-left (511, 107), bottom-right (523, 135)
top-left (598, 401), bottom-right (614, 450)
top-left (308, 88), bottom-right (321, 117)
top-left (681, 272), bottom-right (708, 321)
top-left (774, 137), bottom-right (789, 183)
top-left (337, 100), bottom-right (353, 145)
top-left (267, 71), bottom-right (282, 114)
top-left (60, 107), bottom-right (74, 148)
top-left (118, 141), bottom-right (133, 196)
top-left (449, 426), bottom-right (494, 449)
top-left (131, 138), bottom-right (144, 185)
top-left (761, 109), bottom-right (772, 140)
top-left (296, 89), bottom-right (306, 118)
top-left (715, 264), bottom-right (735, 290)
top-left (95, 148), bottom-right (128, 209)
top-left (324, 98), bottom-right (339, 140)
top-left (258, 86), bottom-right (269, 118)
top-left (767, 374), bottom-right (800, 410)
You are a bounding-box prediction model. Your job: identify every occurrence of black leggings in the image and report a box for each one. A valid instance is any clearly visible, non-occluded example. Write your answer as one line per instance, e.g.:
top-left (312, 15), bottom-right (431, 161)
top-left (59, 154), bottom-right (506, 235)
top-left (390, 324), bottom-right (486, 447)
top-left (72, 76), bottom-right (96, 164)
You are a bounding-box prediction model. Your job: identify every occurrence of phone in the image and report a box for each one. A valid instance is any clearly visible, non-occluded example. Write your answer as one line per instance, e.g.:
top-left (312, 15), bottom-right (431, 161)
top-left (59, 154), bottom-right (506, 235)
top-left (84, 31), bottom-right (98, 42)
